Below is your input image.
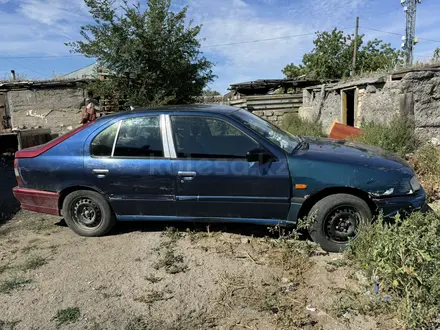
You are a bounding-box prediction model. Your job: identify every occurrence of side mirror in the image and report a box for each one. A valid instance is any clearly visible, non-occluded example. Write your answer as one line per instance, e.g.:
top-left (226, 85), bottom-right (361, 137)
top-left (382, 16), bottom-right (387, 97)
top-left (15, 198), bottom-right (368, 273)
top-left (246, 148), bottom-right (274, 163)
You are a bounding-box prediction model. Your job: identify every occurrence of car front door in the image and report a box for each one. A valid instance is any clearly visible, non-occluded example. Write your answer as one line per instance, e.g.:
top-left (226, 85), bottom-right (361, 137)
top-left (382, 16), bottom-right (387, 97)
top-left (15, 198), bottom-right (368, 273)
top-left (167, 114), bottom-right (291, 221)
top-left (84, 115), bottom-right (176, 219)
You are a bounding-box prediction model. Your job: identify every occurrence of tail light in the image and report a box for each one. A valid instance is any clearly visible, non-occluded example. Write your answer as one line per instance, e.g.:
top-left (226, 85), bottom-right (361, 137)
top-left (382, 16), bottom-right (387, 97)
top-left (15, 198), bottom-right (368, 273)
top-left (14, 159), bottom-right (23, 185)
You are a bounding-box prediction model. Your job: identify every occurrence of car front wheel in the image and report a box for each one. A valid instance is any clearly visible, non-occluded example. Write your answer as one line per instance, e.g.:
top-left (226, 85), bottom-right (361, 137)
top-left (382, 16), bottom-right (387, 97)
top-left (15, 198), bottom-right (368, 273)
top-left (62, 190), bottom-right (116, 237)
top-left (307, 194), bottom-right (372, 253)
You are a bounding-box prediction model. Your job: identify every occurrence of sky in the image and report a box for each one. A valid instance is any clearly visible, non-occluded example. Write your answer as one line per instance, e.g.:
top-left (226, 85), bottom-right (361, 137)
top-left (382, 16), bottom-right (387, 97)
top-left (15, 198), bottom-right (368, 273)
top-left (0, 0), bottom-right (440, 93)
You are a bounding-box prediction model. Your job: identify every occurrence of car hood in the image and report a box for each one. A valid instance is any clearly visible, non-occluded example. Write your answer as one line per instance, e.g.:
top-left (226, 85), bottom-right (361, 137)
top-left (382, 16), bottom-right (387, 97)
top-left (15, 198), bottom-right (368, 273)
top-left (286, 137), bottom-right (415, 198)
top-left (298, 137), bottom-right (411, 171)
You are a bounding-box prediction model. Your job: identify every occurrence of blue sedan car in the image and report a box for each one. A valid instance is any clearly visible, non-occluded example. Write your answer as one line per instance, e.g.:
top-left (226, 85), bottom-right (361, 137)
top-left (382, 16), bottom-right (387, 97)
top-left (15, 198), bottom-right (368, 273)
top-left (13, 105), bottom-right (426, 252)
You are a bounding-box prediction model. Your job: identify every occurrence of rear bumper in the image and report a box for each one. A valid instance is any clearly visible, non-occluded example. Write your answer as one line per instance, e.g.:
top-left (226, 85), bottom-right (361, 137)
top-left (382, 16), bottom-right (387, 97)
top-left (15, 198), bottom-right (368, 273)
top-left (373, 188), bottom-right (427, 218)
top-left (12, 187), bottom-right (60, 216)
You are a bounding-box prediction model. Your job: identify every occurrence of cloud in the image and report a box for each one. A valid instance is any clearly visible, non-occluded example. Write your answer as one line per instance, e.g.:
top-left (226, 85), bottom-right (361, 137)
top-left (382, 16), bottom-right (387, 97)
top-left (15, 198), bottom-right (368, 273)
top-left (187, 0), bottom-right (372, 92)
top-left (1, 0), bottom-right (440, 90)
top-left (18, 0), bottom-right (87, 25)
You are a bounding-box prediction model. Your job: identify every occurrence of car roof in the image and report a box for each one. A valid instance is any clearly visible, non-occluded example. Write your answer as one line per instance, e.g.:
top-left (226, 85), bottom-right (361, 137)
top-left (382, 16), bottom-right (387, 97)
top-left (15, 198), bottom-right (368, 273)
top-left (99, 104), bottom-right (240, 120)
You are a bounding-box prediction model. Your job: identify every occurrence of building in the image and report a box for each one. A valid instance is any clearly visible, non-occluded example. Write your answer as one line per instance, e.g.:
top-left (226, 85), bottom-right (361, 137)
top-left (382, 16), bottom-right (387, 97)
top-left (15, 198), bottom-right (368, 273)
top-left (0, 79), bottom-right (90, 136)
top-left (299, 65), bottom-right (440, 141)
top-left (227, 78), bottom-right (323, 126)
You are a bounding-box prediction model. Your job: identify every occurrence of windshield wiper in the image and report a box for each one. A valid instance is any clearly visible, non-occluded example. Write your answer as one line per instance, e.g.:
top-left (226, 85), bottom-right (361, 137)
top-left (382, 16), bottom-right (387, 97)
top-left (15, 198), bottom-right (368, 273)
top-left (291, 136), bottom-right (308, 153)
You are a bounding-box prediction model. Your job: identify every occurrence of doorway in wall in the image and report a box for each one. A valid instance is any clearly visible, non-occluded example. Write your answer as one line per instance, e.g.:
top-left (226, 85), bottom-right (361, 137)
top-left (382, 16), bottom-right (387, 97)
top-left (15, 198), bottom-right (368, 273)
top-left (341, 89), bottom-right (356, 127)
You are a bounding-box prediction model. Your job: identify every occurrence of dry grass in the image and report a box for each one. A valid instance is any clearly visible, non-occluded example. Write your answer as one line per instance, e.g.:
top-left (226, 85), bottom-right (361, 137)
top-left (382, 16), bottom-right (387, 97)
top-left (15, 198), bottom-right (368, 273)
top-left (407, 144), bottom-right (440, 202)
top-left (21, 255), bottom-right (47, 271)
top-left (134, 289), bottom-right (173, 304)
top-left (0, 277), bottom-right (32, 294)
top-left (144, 274), bottom-right (162, 283)
top-left (210, 235), bottom-right (319, 329)
top-left (0, 319), bottom-right (21, 330)
top-left (153, 248), bottom-right (188, 274)
top-left (124, 310), bottom-right (216, 330)
top-left (0, 264), bottom-right (10, 275)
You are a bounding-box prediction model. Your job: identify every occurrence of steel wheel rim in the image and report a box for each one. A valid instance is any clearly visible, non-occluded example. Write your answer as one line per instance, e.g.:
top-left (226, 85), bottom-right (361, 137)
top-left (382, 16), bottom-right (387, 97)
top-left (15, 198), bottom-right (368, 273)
top-left (71, 197), bottom-right (102, 230)
top-left (324, 206), bottom-right (360, 243)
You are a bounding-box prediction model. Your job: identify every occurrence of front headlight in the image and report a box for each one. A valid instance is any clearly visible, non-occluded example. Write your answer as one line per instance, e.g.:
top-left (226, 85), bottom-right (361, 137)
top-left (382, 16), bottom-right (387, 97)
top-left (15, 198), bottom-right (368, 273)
top-left (410, 176), bottom-right (421, 193)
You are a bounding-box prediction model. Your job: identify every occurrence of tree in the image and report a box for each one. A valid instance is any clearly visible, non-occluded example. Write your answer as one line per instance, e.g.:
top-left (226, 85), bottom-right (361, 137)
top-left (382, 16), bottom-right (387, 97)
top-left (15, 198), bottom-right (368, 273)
top-left (202, 89), bottom-right (221, 96)
top-left (282, 63), bottom-right (307, 78)
top-left (282, 29), bottom-right (404, 80)
top-left (357, 39), bottom-right (404, 73)
top-left (433, 48), bottom-right (440, 62)
top-left (67, 0), bottom-right (215, 106)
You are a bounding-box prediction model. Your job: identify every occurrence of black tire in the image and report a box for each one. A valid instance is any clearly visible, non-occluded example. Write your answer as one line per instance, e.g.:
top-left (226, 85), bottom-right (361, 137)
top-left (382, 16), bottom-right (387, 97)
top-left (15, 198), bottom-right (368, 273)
top-left (307, 194), bottom-right (372, 253)
top-left (62, 190), bottom-right (116, 237)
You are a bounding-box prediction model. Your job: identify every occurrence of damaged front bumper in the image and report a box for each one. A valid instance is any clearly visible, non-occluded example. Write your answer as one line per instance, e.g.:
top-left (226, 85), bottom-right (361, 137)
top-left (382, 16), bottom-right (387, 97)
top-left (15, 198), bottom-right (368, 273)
top-left (372, 188), bottom-right (428, 218)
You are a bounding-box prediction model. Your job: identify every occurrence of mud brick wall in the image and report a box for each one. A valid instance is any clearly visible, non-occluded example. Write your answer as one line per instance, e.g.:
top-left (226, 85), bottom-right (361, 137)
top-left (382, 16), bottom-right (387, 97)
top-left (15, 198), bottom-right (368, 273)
top-left (8, 87), bottom-right (86, 136)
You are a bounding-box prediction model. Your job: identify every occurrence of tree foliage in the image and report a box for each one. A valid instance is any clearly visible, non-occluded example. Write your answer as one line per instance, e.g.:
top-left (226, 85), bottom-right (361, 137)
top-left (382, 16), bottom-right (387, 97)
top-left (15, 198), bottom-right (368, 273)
top-left (202, 89), bottom-right (221, 96)
top-left (282, 29), bottom-right (404, 80)
top-left (433, 48), bottom-right (440, 62)
top-left (67, 0), bottom-right (215, 106)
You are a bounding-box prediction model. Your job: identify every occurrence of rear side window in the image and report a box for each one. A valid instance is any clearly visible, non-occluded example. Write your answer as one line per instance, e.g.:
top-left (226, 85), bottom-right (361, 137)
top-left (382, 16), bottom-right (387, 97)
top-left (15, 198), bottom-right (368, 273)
top-left (114, 116), bottom-right (163, 158)
top-left (90, 122), bottom-right (119, 157)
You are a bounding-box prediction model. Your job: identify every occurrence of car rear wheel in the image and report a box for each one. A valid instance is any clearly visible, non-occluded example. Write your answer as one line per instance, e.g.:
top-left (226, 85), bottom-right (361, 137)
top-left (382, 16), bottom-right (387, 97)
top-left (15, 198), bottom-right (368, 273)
top-left (62, 190), bottom-right (116, 237)
top-left (307, 194), bottom-right (372, 253)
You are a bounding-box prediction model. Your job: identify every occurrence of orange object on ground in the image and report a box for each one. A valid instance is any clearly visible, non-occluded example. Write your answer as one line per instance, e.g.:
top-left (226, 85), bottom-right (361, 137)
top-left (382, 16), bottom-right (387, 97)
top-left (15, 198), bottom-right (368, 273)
top-left (328, 120), bottom-right (364, 140)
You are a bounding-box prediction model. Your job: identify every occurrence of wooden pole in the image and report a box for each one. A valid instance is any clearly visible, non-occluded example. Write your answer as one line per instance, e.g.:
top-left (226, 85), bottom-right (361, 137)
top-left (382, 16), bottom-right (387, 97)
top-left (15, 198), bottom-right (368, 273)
top-left (352, 16), bottom-right (359, 75)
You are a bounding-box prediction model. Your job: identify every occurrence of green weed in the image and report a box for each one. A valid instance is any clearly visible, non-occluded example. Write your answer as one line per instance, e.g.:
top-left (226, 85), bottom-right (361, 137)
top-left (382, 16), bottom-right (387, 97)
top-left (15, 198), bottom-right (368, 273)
top-left (52, 307), bottom-right (80, 328)
top-left (0, 264), bottom-right (10, 275)
top-left (282, 114), bottom-right (326, 138)
top-left (0, 320), bottom-right (20, 330)
top-left (0, 278), bottom-right (32, 294)
top-left (353, 115), bottom-right (420, 157)
top-left (21, 255), bottom-right (47, 271)
top-left (162, 227), bottom-right (183, 242)
top-left (153, 249), bottom-right (188, 274)
top-left (348, 212), bottom-right (440, 328)
top-left (408, 144), bottom-right (440, 201)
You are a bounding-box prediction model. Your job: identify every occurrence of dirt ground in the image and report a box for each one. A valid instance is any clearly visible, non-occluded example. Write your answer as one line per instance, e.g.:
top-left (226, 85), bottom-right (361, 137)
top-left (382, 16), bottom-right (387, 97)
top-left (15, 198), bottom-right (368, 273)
top-left (0, 160), bottom-right (401, 330)
top-left (0, 204), bottom-right (399, 330)
top-left (0, 161), bottom-right (20, 224)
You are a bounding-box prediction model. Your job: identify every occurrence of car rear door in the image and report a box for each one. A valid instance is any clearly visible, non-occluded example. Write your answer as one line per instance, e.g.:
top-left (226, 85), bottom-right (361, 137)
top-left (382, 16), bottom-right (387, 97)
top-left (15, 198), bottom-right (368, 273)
top-left (167, 114), bottom-right (291, 221)
top-left (83, 114), bottom-right (176, 218)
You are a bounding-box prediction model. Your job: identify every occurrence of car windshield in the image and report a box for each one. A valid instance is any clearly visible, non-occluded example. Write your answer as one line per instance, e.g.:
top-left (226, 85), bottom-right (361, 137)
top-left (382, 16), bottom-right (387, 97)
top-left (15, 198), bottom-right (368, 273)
top-left (230, 109), bottom-right (299, 153)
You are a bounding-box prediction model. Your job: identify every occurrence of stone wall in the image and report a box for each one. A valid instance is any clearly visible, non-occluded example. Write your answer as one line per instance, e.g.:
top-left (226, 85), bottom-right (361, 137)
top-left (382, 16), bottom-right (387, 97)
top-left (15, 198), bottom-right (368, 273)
top-left (300, 70), bottom-right (440, 140)
top-left (299, 90), bottom-right (341, 133)
top-left (8, 87), bottom-right (86, 135)
top-left (252, 109), bottom-right (294, 127)
top-left (355, 82), bottom-right (401, 126)
top-left (400, 71), bottom-right (440, 139)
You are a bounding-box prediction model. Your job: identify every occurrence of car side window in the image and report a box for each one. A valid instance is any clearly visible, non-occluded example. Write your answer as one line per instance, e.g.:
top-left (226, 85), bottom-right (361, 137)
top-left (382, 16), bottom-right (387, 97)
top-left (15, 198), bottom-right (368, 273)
top-left (90, 122), bottom-right (119, 157)
top-left (171, 116), bottom-right (259, 159)
top-left (114, 116), bottom-right (163, 158)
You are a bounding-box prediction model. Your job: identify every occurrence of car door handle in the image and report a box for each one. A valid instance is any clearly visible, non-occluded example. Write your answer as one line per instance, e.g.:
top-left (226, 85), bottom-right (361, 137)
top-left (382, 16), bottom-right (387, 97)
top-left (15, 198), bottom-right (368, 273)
top-left (178, 171), bottom-right (196, 182)
top-left (92, 169), bottom-right (109, 176)
top-left (178, 171), bottom-right (197, 177)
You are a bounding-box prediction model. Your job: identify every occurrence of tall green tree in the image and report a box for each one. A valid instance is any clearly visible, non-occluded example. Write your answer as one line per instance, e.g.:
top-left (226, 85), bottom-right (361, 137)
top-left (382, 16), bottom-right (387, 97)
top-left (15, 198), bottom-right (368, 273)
top-left (67, 0), bottom-right (215, 106)
top-left (282, 29), bottom-right (404, 80)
